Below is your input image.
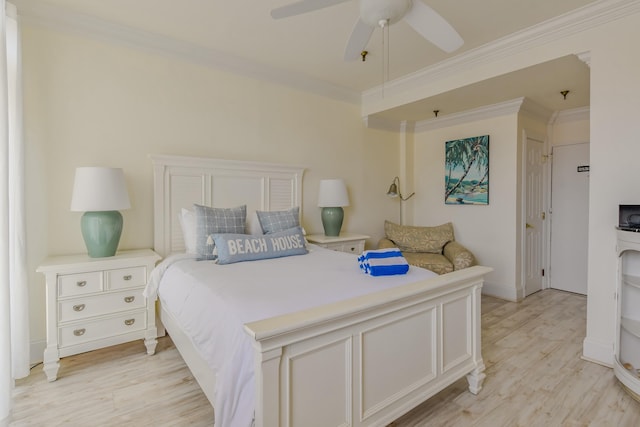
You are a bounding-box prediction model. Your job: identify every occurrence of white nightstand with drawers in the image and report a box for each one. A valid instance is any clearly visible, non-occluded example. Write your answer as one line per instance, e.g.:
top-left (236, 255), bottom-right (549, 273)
top-left (37, 249), bottom-right (161, 381)
top-left (306, 233), bottom-right (370, 255)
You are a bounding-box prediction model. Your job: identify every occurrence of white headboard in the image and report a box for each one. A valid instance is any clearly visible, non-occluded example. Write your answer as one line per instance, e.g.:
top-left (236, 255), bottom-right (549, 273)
top-left (151, 155), bottom-right (305, 257)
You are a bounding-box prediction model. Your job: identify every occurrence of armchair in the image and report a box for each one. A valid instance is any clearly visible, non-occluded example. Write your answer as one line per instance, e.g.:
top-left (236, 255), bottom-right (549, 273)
top-left (378, 221), bottom-right (476, 275)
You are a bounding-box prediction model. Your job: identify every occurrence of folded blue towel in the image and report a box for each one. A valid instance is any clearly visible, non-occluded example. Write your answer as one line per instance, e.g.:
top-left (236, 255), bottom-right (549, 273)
top-left (358, 248), bottom-right (409, 276)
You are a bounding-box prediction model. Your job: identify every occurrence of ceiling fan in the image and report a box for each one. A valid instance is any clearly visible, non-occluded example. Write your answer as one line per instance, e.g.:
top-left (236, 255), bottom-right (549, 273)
top-left (271, 0), bottom-right (464, 61)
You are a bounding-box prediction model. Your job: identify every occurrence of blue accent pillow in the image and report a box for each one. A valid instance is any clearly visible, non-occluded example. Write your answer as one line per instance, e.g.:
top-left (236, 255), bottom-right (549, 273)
top-left (213, 226), bottom-right (308, 265)
top-left (193, 204), bottom-right (247, 260)
top-left (256, 207), bottom-right (300, 234)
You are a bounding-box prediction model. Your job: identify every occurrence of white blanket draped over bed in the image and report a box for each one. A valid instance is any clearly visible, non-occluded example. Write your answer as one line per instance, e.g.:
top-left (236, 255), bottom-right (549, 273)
top-left (145, 245), bottom-right (437, 427)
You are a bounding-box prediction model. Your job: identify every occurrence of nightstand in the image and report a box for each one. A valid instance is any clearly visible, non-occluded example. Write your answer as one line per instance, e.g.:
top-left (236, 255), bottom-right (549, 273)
top-left (306, 233), bottom-right (370, 254)
top-left (37, 249), bottom-right (161, 381)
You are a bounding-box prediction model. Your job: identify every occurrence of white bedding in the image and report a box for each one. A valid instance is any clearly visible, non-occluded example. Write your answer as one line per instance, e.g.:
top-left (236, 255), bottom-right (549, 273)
top-left (146, 245), bottom-right (437, 427)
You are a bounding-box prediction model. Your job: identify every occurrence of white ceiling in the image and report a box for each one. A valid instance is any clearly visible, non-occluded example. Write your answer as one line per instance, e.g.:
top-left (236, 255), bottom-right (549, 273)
top-left (14, 0), bottom-right (595, 121)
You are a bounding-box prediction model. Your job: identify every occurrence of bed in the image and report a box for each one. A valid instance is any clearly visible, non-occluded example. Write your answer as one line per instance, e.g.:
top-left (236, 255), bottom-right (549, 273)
top-left (148, 154), bottom-right (492, 427)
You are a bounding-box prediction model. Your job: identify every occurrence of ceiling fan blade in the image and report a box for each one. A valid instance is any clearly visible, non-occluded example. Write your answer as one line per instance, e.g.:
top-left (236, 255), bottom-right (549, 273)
top-left (271, 0), bottom-right (351, 19)
top-left (344, 18), bottom-right (374, 61)
top-left (403, 1), bottom-right (463, 53)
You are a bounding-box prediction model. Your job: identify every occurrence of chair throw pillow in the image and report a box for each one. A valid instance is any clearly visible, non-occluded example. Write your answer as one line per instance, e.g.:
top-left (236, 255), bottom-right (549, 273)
top-left (384, 220), bottom-right (454, 254)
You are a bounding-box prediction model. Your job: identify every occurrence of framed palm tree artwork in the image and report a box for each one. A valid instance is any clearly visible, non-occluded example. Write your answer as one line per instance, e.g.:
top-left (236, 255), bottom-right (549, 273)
top-left (445, 135), bottom-right (489, 205)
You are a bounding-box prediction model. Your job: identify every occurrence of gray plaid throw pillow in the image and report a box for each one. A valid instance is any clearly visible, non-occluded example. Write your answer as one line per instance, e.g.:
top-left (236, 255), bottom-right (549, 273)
top-left (256, 207), bottom-right (300, 234)
top-left (193, 204), bottom-right (246, 259)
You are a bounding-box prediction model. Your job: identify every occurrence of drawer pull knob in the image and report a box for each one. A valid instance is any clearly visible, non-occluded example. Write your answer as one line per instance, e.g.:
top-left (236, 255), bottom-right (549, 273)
top-left (73, 328), bottom-right (86, 336)
top-left (124, 319), bottom-right (135, 326)
top-left (124, 296), bottom-right (135, 303)
top-left (76, 280), bottom-right (87, 287)
top-left (123, 275), bottom-right (133, 281)
top-left (72, 304), bottom-right (85, 312)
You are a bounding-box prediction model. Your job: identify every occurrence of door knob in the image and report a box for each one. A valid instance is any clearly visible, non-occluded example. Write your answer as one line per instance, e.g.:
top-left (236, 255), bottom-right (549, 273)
top-left (526, 223), bottom-right (533, 229)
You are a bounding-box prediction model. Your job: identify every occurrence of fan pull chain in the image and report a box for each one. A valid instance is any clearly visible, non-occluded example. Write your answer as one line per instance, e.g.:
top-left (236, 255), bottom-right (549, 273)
top-left (381, 22), bottom-right (384, 97)
top-left (380, 19), bottom-right (389, 98)
top-left (386, 21), bottom-right (390, 89)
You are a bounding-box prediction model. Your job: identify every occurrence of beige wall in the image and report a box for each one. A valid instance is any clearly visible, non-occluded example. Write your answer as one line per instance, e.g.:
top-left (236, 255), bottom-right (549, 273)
top-left (404, 10), bottom-right (640, 365)
top-left (584, 13), bottom-right (640, 365)
top-left (410, 106), bottom-right (584, 301)
top-left (21, 6), bottom-right (640, 368)
top-left (412, 113), bottom-right (520, 299)
top-left (382, 5), bottom-right (640, 365)
top-left (22, 25), bottom-right (400, 357)
top-left (550, 109), bottom-right (590, 147)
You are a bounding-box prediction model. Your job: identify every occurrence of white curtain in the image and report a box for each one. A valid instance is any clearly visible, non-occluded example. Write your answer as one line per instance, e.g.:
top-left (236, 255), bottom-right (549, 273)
top-left (6, 1), bottom-right (27, 380)
top-left (1, 1), bottom-right (28, 423)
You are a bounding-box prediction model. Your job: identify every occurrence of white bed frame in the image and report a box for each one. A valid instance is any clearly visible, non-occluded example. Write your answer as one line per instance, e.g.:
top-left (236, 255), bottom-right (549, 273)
top-left (151, 154), bottom-right (492, 427)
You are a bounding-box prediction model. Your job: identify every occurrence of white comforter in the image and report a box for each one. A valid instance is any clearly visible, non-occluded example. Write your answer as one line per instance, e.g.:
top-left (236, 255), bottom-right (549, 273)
top-left (146, 245), bottom-right (437, 427)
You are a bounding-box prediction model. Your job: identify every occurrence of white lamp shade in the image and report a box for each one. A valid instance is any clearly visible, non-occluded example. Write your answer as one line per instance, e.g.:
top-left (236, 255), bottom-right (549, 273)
top-left (70, 167), bottom-right (131, 212)
top-left (318, 179), bottom-right (350, 207)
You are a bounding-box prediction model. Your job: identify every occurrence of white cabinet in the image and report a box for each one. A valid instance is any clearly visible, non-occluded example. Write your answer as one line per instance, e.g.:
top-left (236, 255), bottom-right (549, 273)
top-left (615, 230), bottom-right (640, 400)
top-left (306, 233), bottom-right (369, 254)
top-left (37, 249), bottom-right (161, 381)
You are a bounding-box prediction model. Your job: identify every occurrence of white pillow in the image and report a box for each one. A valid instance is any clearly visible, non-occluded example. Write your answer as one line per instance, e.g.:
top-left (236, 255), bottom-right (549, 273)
top-left (247, 211), bottom-right (264, 236)
top-left (178, 208), bottom-right (197, 254)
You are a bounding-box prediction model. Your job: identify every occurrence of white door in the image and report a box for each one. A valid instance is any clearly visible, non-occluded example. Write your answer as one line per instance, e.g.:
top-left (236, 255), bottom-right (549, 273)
top-left (550, 143), bottom-right (589, 295)
top-left (524, 136), bottom-right (545, 296)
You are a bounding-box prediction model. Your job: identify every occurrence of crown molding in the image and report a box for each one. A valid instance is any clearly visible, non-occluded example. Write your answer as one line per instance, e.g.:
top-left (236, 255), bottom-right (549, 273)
top-left (365, 98), bottom-right (526, 132)
top-left (553, 106), bottom-right (590, 124)
top-left (6, 2), bottom-right (17, 19)
top-left (11, 0), bottom-right (625, 116)
top-left (362, 0), bottom-right (640, 111)
top-left (367, 99), bottom-right (584, 132)
top-left (362, 115), bottom-right (405, 132)
top-left (576, 51), bottom-right (592, 68)
top-left (520, 98), bottom-right (554, 123)
top-left (11, 0), bottom-right (360, 105)
top-left (413, 98), bottom-right (525, 132)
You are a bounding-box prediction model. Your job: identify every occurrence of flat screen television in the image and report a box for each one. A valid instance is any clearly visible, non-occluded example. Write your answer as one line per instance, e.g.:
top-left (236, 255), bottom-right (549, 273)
top-left (619, 205), bottom-right (640, 231)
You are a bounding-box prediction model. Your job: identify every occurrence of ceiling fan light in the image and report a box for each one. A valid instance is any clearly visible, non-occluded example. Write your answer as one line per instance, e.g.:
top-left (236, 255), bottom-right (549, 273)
top-left (360, 0), bottom-right (412, 27)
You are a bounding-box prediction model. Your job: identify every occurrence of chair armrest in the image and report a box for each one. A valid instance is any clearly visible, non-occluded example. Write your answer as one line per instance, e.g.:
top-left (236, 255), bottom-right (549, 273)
top-left (443, 241), bottom-right (477, 270)
top-left (377, 238), bottom-right (398, 250)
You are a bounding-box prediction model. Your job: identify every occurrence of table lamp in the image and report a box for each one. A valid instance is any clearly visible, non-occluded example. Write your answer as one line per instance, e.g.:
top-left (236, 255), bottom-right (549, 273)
top-left (70, 167), bottom-right (131, 257)
top-left (318, 179), bottom-right (349, 236)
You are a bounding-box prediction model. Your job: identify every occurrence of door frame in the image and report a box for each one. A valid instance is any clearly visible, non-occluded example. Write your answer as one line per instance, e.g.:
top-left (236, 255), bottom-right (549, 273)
top-left (520, 129), bottom-right (550, 300)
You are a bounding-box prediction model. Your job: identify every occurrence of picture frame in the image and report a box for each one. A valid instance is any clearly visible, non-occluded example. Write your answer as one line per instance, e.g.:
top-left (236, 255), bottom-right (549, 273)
top-left (445, 135), bottom-right (489, 205)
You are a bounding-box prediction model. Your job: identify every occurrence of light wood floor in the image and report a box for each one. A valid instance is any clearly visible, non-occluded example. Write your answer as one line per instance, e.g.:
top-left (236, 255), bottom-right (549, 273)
top-left (9, 289), bottom-right (640, 426)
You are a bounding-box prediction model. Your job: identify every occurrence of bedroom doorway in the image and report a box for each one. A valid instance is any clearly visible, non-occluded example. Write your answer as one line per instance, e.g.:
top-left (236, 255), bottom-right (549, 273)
top-left (549, 142), bottom-right (589, 295)
top-left (523, 134), bottom-right (545, 297)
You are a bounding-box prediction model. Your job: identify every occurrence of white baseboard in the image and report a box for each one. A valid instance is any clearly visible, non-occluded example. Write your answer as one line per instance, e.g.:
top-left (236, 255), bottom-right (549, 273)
top-left (481, 281), bottom-right (519, 302)
top-left (582, 336), bottom-right (613, 367)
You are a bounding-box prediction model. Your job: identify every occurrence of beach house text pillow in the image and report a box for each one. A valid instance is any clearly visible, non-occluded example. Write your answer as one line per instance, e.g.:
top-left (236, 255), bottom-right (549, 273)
top-left (212, 226), bottom-right (308, 265)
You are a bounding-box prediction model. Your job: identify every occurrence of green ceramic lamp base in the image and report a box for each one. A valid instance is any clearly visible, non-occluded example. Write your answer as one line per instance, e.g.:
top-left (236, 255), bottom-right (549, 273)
top-left (81, 211), bottom-right (123, 258)
top-left (321, 206), bottom-right (344, 237)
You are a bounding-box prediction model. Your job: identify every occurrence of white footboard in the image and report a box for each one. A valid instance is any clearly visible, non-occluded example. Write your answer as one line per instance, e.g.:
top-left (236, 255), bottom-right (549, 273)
top-left (245, 265), bottom-right (491, 427)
